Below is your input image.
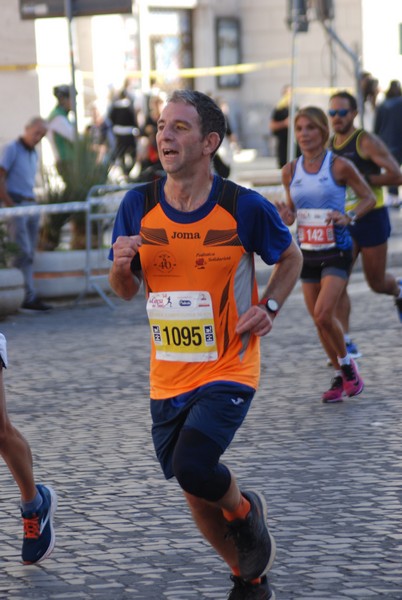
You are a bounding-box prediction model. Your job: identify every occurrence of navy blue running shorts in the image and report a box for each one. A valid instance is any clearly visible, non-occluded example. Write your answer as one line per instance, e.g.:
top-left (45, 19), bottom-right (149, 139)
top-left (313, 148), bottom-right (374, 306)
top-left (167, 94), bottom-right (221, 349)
top-left (301, 248), bottom-right (353, 283)
top-left (150, 382), bottom-right (255, 479)
top-left (349, 206), bottom-right (391, 248)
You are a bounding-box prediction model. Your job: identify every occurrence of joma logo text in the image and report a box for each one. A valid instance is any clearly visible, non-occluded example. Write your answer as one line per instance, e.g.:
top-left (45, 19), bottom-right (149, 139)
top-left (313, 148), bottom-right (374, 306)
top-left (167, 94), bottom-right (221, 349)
top-left (171, 232), bottom-right (200, 239)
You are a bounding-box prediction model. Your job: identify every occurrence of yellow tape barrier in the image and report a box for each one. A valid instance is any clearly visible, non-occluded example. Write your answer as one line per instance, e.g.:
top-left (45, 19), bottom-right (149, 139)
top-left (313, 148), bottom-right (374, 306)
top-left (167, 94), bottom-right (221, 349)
top-left (0, 64), bottom-right (37, 72)
top-left (0, 58), bottom-right (292, 78)
top-left (0, 61), bottom-right (350, 96)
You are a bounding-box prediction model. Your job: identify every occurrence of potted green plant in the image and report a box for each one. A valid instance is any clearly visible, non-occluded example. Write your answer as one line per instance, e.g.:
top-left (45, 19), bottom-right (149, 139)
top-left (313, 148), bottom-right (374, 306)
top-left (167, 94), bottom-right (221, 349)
top-left (33, 135), bottom-right (113, 300)
top-left (39, 134), bottom-right (111, 250)
top-left (0, 222), bottom-right (24, 317)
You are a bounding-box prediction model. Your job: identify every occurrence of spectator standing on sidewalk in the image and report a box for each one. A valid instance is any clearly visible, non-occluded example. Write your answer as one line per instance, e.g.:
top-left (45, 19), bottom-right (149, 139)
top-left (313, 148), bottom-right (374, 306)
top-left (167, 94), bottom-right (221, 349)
top-left (359, 72), bottom-right (383, 133)
top-left (212, 96), bottom-right (239, 178)
top-left (270, 85), bottom-right (300, 168)
top-left (107, 87), bottom-right (140, 178)
top-left (374, 79), bottom-right (402, 208)
top-left (329, 91), bottom-right (402, 337)
top-left (277, 106), bottom-right (376, 403)
top-left (135, 93), bottom-right (165, 180)
top-left (0, 117), bottom-right (52, 311)
top-left (47, 85), bottom-right (75, 185)
top-left (0, 333), bottom-right (57, 563)
top-left (109, 90), bottom-right (302, 599)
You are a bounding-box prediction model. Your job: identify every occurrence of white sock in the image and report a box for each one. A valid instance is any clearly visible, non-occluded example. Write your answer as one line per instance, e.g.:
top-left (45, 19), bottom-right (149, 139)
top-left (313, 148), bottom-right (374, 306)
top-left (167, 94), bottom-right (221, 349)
top-left (338, 354), bottom-right (351, 366)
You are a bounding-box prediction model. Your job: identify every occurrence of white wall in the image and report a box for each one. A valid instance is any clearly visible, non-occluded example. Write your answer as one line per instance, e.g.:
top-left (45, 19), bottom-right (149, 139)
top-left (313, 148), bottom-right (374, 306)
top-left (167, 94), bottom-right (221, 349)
top-left (0, 0), bottom-right (40, 146)
top-left (235, 0), bottom-right (362, 152)
top-left (0, 0), bottom-right (375, 155)
top-left (362, 0), bottom-right (402, 93)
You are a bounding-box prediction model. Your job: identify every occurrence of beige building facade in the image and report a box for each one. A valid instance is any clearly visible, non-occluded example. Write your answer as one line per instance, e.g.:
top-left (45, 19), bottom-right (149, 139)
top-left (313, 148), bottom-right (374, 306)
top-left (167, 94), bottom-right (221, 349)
top-left (1, 0), bottom-right (401, 155)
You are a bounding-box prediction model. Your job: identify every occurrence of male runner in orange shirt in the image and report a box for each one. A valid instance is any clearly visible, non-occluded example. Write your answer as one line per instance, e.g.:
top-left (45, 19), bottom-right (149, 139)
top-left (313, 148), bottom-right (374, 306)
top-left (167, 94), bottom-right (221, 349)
top-left (109, 90), bottom-right (302, 599)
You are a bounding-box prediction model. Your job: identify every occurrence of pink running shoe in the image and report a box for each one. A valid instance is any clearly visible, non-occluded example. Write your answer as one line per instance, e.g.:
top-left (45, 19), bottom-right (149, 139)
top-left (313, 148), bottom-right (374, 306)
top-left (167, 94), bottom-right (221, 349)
top-left (322, 375), bottom-right (344, 403)
top-left (341, 359), bottom-right (364, 397)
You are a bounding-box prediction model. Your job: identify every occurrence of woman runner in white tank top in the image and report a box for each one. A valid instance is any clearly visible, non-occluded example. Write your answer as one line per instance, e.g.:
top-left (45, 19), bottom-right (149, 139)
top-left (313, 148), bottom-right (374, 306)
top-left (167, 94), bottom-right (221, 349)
top-left (277, 106), bottom-right (376, 404)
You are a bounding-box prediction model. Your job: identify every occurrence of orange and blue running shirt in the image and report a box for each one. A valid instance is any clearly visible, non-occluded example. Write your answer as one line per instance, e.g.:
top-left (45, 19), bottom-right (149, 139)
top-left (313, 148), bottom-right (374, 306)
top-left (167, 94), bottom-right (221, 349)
top-left (109, 175), bottom-right (292, 399)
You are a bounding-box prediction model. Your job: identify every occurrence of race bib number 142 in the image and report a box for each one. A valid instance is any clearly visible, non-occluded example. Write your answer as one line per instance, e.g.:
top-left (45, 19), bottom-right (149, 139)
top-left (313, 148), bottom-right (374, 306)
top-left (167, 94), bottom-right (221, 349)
top-left (297, 208), bottom-right (335, 250)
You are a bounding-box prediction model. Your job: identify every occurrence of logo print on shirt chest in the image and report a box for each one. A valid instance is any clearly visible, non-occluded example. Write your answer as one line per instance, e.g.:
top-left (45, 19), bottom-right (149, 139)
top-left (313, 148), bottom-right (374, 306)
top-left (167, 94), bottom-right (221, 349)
top-left (153, 252), bottom-right (177, 273)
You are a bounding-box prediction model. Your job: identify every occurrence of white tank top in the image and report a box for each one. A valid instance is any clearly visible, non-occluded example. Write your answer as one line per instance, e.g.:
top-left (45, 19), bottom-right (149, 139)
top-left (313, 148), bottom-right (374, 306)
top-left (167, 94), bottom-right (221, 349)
top-left (290, 151), bottom-right (351, 251)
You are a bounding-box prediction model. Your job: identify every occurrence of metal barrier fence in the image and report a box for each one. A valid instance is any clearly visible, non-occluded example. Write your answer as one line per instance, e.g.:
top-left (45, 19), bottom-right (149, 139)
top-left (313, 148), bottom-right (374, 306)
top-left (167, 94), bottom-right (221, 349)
top-left (0, 183), bottom-right (285, 308)
top-left (79, 184), bottom-right (137, 308)
top-left (0, 183), bottom-right (136, 309)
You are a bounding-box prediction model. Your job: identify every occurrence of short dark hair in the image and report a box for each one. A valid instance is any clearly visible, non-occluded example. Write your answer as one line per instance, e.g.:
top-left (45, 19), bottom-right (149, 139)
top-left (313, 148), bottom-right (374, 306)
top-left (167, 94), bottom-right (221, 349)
top-left (329, 90), bottom-right (358, 111)
top-left (385, 80), bottom-right (402, 99)
top-left (53, 84), bottom-right (71, 100)
top-left (166, 90), bottom-right (227, 153)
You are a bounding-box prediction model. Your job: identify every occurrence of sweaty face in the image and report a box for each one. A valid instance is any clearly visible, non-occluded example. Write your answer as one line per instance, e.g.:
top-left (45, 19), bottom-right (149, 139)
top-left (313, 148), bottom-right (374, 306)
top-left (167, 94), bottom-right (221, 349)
top-left (328, 98), bottom-right (356, 135)
top-left (156, 101), bottom-right (206, 175)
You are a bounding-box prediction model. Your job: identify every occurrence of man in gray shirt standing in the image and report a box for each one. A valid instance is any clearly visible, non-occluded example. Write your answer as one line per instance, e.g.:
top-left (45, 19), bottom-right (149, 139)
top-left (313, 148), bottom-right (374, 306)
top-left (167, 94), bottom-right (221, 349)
top-left (0, 117), bottom-right (51, 311)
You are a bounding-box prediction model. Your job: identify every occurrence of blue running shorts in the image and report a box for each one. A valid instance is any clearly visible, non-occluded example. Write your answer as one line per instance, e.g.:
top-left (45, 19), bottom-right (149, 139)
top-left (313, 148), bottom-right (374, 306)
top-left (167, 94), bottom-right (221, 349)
top-left (150, 381), bottom-right (255, 479)
top-left (350, 206), bottom-right (391, 248)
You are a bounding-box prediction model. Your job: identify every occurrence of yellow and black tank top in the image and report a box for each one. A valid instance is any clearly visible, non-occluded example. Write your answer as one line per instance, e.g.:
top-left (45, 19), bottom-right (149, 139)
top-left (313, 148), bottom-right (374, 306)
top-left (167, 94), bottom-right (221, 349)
top-left (330, 129), bottom-right (383, 210)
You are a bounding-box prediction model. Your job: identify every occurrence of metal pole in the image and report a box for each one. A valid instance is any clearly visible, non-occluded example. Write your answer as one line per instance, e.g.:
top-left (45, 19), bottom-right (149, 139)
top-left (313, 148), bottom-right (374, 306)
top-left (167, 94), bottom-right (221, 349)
top-left (138, 0), bottom-right (151, 95)
top-left (321, 22), bottom-right (363, 128)
top-left (287, 0), bottom-right (299, 162)
top-left (328, 20), bottom-right (337, 88)
top-left (64, 0), bottom-right (78, 136)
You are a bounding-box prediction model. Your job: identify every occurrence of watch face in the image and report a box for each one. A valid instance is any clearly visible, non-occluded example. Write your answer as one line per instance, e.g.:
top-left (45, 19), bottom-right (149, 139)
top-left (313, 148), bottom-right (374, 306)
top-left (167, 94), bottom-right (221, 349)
top-left (267, 299), bottom-right (279, 313)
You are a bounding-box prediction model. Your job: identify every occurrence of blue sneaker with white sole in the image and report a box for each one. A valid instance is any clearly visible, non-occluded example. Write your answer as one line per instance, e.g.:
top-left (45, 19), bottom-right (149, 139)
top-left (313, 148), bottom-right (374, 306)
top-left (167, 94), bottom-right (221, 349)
top-left (0, 333), bottom-right (8, 368)
top-left (345, 340), bottom-right (362, 359)
top-left (21, 484), bottom-right (57, 564)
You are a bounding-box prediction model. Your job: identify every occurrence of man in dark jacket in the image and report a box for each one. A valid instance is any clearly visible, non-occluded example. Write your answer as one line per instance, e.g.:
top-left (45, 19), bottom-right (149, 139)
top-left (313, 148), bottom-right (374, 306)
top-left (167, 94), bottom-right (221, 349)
top-left (374, 80), bottom-right (402, 207)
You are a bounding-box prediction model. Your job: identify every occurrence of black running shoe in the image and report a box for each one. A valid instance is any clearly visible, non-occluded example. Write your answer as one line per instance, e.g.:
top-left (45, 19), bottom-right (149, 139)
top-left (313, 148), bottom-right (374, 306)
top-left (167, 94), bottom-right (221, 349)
top-left (225, 490), bottom-right (276, 581)
top-left (21, 298), bottom-right (52, 312)
top-left (227, 575), bottom-right (275, 600)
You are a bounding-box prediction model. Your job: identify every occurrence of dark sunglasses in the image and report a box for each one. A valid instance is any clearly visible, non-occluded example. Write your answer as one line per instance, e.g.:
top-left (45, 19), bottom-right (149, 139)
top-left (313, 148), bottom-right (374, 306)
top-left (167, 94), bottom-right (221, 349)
top-left (328, 109), bottom-right (350, 117)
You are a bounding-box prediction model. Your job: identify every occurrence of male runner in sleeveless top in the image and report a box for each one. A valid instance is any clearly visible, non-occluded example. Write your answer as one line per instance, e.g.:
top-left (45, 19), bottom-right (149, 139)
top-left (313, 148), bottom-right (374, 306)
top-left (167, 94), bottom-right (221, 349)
top-left (329, 91), bottom-right (402, 348)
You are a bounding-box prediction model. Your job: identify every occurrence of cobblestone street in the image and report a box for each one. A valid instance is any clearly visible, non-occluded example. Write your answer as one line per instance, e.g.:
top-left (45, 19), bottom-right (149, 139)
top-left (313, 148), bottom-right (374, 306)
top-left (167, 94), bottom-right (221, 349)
top-left (0, 256), bottom-right (401, 600)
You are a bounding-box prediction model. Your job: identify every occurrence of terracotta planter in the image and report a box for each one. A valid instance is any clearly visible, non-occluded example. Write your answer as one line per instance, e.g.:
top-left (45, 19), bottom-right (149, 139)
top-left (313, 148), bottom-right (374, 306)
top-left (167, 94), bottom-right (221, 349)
top-left (33, 250), bottom-right (111, 300)
top-left (0, 268), bottom-right (24, 318)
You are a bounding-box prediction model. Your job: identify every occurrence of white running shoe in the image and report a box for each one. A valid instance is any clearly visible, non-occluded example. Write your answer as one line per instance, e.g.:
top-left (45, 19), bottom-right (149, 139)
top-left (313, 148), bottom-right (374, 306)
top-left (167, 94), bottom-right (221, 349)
top-left (0, 333), bottom-right (8, 368)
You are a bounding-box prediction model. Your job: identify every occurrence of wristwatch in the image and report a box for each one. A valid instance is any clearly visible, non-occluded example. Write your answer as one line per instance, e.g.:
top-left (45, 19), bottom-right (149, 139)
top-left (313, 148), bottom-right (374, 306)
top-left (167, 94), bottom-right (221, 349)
top-left (260, 297), bottom-right (280, 316)
top-left (346, 210), bottom-right (358, 225)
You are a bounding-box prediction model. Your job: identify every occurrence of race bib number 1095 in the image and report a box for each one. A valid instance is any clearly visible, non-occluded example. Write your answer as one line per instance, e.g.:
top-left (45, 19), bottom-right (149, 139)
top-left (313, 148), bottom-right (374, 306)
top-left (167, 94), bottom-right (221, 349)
top-left (146, 291), bottom-right (218, 362)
